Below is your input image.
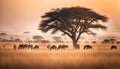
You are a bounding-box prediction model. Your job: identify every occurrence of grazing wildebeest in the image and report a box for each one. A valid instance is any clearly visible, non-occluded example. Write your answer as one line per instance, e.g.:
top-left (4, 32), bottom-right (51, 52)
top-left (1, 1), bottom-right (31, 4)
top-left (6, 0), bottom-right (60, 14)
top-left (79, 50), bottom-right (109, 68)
top-left (23, 44), bottom-right (28, 49)
top-left (74, 44), bottom-right (80, 49)
top-left (57, 44), bottom-right (68, 50)
top-left (28, 45), bottom-right (33, 49)
top-left (47, 45), bottom-right (50, 49)
top-left (33, 45), bottom-right (39, 49)
top-left (84, 45), bottom-right (92, 50)
top-left (57, 45), bottom-right (63, 50)
top-left (18, 44), bottom-right (24, 49)
top-left (50, 45), bottom-right (57, 51)
top-left (18, 44), bottom-right (34, 49)
top-left (13, 44), bottom-right (17, 50)
top-left (18, 44), bottom-right (27, 49)
top-left (60, 45), bottom-right (64, 50)
top-left (63, 44), bottom-right (68, 48)
top-left (111, 45), bottom-right (117, 50)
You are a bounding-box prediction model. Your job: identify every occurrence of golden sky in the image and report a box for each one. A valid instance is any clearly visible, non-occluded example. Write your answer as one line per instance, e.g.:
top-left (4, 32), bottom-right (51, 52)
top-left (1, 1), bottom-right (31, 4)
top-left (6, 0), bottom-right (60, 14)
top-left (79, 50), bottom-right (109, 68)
top-left (0, 0), bottom-right (120, 36)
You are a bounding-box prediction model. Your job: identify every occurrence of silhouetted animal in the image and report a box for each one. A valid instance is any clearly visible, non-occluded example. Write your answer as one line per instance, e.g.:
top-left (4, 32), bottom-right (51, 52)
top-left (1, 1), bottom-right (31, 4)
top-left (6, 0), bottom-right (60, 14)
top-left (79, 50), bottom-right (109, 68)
top-left (47, 45), bottom-right (50, 49)
top-left (33, 45), bottom-right (39, 49)
top-left (18, 44), bottom-right (27, 49)
top-left (58, 45), bottom-right (64, 50)
top-left (111, 45), bottom-right (117, 50)
top-left (18, 44), bottom-right (34, 49)
top-left (18, 44), bottom-right (25, 49)
top-left (74, 44), bottom-right (80, 49)
top-left (57, 44), bottom-right (68, 50)
top-left (28, 45), bottom-right (33, 49)
top-left (24, 44), bottom-right (28, 48)
top-left (50, 45), bottom-right (57, 50)
top-left (13, 44), bottom-right (17, 50)
top-left (57, 45), bottom-right (63, 50)
top-left (84, 45), bottom-right (92, 50)
top-left (63, 45), bottom-right (68, 48)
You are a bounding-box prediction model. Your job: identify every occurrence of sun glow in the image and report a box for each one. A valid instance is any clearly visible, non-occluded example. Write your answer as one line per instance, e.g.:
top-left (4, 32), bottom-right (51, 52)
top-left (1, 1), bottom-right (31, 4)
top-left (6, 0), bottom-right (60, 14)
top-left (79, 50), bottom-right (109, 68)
top-left (0, 0), bottom-right (120, 36)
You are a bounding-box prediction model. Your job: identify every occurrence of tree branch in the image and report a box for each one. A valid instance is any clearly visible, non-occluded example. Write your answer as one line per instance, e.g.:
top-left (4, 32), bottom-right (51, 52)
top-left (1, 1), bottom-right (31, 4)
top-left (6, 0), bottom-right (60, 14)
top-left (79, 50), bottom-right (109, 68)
top-left (76, 19), bottom-right (95, 41)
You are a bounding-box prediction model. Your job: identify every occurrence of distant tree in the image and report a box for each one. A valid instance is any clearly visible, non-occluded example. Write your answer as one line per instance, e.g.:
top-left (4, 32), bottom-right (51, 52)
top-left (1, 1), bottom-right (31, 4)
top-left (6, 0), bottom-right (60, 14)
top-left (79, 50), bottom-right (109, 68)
top-left (0, 33), bottom-right (7, 36)
top-left (110, 38), bottom-right (116, 44)
top-left (102, 39), bottom-right (110, 44)
top-left (32, 35), bottom-right (43, 42)
top-left (10, 37), bottom-right (14, 42)
top-left (40, 40), bottom-right (50, 43)
top-left (1, 38), bottom-right (9, 42)
top-left (23, 31), bottom-right (30, 34)
top-left (39, 7), bottom-right (108, 48)
top-left (52, 36), bottom-right (64, 43)
top-left (13, 38), bottom-right (22, 42)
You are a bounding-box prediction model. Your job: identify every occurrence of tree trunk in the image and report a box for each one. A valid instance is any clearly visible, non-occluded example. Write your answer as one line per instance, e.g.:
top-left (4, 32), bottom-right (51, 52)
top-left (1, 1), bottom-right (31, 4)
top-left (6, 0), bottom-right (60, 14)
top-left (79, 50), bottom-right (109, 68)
top-left (71, 33), bottom-right (78, 48)
top-left (72, 39), bottom-right (77, 48)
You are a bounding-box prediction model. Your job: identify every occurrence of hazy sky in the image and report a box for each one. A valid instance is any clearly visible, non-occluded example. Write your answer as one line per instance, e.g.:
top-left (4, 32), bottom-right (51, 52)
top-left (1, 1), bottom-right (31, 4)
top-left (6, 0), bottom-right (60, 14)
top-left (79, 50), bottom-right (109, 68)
top-left (0, 0), bottom-right (120, 36)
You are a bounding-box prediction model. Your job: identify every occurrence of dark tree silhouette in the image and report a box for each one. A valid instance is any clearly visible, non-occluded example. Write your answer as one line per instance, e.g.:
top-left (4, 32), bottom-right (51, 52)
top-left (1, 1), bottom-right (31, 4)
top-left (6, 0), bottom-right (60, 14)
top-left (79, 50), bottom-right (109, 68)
top-left (52, 36), bottom-right (64, 43)
top-left (10, 37), bottom-right (14, 42)
top-left (110, 38), bottom-right (116, 43)
top-left (23, 31), bottom-right (30, 34)
top-left (13, 38), bottom-right (22, 42)
top-left (102, 39), bottom-right (110, 44)
top-left (32, 35), bottom-right (43, 42)
top-left (39, 7), bottom-right (108, 48)
top-left (0, 33), bottom-right (7, 36)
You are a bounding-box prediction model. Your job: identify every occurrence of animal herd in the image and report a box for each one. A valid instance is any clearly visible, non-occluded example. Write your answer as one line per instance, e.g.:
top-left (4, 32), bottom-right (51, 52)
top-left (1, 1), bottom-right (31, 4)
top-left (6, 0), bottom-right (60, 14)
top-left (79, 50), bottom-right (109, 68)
top-left (47, 44), bottom-right (68, 51)
top-left (46, 44), bottom-right (117, 50)
top-left (13, 44), bottom-right (39, 50)
top-left (0, 44), bottom-right (118, 51)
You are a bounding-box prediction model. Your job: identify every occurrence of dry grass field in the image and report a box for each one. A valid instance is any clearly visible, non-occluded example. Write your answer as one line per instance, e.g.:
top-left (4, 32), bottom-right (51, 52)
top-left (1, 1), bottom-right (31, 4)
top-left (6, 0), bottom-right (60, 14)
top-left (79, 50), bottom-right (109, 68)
top-left (0, 42), bottom-right (120, 69)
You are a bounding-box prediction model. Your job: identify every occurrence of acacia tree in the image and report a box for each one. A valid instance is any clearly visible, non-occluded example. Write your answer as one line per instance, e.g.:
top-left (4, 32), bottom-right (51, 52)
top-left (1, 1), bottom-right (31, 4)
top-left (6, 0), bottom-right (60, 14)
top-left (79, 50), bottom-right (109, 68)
top-left (32, 35), bottom-right (43, 42)
top-left (39, 7), bottom-right (108, 48)
top-left (0, 33), bottom-right (7, 37)
top-left (52, 36), bottom-right (64, 43)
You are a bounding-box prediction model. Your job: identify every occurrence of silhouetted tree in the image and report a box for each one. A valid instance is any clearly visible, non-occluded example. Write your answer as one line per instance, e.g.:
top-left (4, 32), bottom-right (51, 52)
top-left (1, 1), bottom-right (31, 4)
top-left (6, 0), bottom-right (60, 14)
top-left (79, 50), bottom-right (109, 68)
top-left (39, 7), bottom-right (108, 48)
top-left (23, 31), bottom-right (30, 34)
top-left (1, 38), bottom-right (9, 42)
top-left (0, 33), bottom-right (7, 36)
top-left (40, 40), bottom-right (50, 43)
top-left (52, 36), bottom-right (64, 43)
top-left (32, 35), bottom-right (43, 42)
top-left (103, 39), bottom-right (110, 44)
top-left (10, 37), bottom-right (14, 42)
top-left (13, 38), bottom-right (22, 42)
top-left (110, 38), bottom-right (116, 43)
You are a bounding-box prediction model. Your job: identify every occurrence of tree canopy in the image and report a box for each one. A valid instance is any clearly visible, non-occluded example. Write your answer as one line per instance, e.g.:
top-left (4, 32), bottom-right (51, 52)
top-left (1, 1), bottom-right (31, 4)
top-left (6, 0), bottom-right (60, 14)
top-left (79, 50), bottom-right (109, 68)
top-left (39, 6), bottom-right (108, 48)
